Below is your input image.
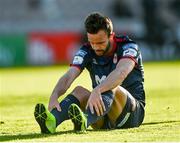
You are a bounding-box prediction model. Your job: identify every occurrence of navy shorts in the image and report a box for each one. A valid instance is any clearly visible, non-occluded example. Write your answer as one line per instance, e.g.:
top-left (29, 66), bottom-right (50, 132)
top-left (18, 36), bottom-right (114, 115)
top-left (115, 97), bottom-right (145, 128)
top-left (101, 87), bottom-right (145, 129)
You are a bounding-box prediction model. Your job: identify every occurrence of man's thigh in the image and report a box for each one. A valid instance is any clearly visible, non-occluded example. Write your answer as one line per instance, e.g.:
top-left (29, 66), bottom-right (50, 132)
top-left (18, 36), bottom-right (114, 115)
top-left (109, 86), bottom-right (145, 129)
top-left (107, 86), bottom-right (136, 126)
top-left (92, 86), bottom-right (133, 129)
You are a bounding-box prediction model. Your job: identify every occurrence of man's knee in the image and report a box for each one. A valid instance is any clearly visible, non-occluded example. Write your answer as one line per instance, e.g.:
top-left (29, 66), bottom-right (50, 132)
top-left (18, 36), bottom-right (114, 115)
top-left (113, 86), bottom-right (136, 111)
top-left (71, 86), bottom-right (90, 110)
top-left (72, 86), bottom-right (90, 97)
top-left (72, 86), bottom-right (84, 93)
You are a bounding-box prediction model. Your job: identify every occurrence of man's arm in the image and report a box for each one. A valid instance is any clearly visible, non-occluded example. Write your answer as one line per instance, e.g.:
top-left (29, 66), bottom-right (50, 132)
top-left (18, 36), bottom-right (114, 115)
top-left (87, 58), bottom-right (135, 116)
top-left (48, 66), bottom-right (81, 111)
top-left (97, 58), bottom-right (135, 93)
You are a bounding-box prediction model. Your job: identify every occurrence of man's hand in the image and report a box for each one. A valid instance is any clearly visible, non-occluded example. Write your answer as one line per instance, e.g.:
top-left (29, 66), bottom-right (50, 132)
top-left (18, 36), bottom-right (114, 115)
top-left (86, 88), bottom-right (106, 116)
top-left (48, 94), bottom-right (61, 112)
top-left (47, 67), bottom-right (81, 112)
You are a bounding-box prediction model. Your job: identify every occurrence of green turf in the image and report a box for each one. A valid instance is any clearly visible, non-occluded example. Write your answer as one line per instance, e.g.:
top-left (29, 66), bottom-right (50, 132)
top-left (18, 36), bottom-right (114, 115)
top-left (0, 61), bottom-right (180, 142)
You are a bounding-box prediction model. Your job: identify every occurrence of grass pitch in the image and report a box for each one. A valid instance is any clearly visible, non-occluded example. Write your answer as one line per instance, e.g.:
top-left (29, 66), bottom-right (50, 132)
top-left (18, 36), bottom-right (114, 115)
top-left (0, 61), bottom-right (180, 142)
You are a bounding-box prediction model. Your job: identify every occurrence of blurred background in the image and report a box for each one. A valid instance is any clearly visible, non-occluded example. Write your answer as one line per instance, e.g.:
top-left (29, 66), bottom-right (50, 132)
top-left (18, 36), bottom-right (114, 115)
top-left (0, 1), bottom-right (180, 140)
top-left (0, 0), bottom-right (179, 67)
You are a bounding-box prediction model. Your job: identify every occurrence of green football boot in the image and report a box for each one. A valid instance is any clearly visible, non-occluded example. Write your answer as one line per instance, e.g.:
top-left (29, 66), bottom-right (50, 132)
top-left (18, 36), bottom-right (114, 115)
top-left (68, 103), bottom-right (87, 132)
top-left (34, 103), bottom-right (56, 134)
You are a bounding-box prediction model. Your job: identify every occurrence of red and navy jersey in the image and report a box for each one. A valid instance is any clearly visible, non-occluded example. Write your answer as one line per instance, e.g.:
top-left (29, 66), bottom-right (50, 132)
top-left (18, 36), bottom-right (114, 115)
top-left (71, 35), bottom-right (145, 104)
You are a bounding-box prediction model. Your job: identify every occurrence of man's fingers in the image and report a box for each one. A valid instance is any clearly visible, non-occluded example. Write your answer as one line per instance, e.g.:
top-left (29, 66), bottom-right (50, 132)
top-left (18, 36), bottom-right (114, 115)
top-left (85, 104), bottom-right (88, 110)
top-left (100, 96), bottom-right (106, 112)
top-left (89, 103), bottom-right (95, 114)
top-left (94, 104), bottom-right (101, 116)
top-left (96, 100), bottom-right (103, 116)
top-left (48, 106), bottom-right (52, 112)
top-left (56, 103), bottom-right (61, 112)
top-left (87, 99), bottom-right (105, 116)
top-left (48, 102), bottom-right (61, 112)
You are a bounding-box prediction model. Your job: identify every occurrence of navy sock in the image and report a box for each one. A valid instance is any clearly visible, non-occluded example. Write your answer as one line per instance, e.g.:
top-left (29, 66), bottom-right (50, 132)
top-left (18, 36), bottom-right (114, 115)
top-left (50, 94), bottom-right (80, 127)
top-left (85, 91), bottom-right (114, 127)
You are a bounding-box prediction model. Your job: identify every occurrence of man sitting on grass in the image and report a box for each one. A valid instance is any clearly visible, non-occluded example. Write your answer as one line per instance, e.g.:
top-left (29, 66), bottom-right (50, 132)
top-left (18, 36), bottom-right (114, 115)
top-left (34, 12), bottom-right (145, 133)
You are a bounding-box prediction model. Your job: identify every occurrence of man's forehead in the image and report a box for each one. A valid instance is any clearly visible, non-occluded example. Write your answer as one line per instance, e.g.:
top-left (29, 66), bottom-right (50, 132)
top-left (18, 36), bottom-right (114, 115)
top-left (87, 30), bottom-right (107, 36)
top-left (87, 31), bottom-right (108, 42)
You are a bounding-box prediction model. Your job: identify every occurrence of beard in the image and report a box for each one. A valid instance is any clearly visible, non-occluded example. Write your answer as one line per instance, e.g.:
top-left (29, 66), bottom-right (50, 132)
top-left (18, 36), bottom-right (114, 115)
top-left (94, 41), bottom-right (111, 56)
top-left (95, 50), bottom-right (106, 56)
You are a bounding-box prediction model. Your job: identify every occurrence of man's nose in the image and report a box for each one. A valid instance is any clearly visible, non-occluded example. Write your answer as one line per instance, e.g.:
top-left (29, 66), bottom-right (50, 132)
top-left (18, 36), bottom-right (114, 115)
top-left (92, 44), bottom-right (98, 50)
top-left (92, 43), bottom-right (98, 47)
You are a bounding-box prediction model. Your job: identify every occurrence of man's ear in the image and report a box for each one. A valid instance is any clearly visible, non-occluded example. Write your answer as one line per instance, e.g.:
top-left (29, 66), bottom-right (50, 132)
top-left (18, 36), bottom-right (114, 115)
top-left (109, 32), bottom-right (115, 39)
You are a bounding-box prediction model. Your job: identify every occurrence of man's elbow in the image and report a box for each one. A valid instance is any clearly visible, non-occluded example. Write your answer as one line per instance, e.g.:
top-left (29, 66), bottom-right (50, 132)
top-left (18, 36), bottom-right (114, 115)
top-left (119, 68), bottom-right (129, 82)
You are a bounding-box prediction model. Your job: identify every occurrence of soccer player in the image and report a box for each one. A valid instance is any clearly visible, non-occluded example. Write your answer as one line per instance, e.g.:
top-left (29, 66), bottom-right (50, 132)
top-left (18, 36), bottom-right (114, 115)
top-left (34, 12), bottom-right (145, 133)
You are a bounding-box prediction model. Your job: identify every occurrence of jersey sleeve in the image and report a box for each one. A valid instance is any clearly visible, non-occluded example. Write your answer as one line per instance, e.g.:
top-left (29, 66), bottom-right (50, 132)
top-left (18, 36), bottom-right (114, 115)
top-left (121, 42), bottom-right (139, 64)
top-left (70, 46), bottom-right (90, 71)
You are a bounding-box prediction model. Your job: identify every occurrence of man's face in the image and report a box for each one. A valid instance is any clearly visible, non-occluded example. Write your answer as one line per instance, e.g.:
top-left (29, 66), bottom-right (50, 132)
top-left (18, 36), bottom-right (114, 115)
top-left (87, 30), bottom-right (109, 56)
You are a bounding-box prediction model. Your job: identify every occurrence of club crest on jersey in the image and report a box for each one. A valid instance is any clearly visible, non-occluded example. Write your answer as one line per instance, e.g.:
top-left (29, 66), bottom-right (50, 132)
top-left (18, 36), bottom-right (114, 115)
top-left (73, 56), bottom-right (84, 64)
top-left (113, 53), bottom-right (118, 64)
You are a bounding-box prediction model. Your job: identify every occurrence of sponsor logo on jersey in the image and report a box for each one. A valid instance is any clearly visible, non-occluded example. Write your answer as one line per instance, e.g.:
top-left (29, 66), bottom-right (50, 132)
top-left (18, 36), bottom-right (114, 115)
top-left (123, 48), bottom-right (137, 57)
top-left (76, 50), bottom-right (87, 57)
top-left (73, 56), bottom-right (84, 64)
top-left (95, 75), bottom-right (106, 84)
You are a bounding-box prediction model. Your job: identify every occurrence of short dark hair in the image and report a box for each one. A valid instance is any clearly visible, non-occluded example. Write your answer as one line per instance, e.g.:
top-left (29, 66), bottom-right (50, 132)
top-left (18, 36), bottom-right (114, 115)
top-left (84, 12), bottom-right (113, 37)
